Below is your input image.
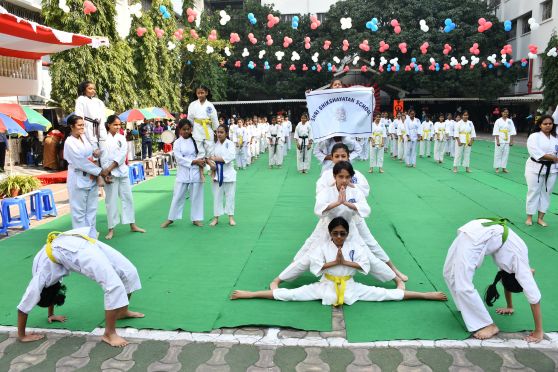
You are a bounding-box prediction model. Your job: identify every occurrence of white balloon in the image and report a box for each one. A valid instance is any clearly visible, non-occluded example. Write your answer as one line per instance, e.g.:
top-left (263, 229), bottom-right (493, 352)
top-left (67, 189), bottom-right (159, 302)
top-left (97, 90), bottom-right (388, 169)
top-left (242, 48), bottom-right (250, 57)
top-left (206, 45), bottom-right (214, 54)
top-left (369, 57), bottom-right (375, 67)
top-left (333, 56), bottom-right (341, 64)
top-left (186, 44), bottom-right (195, 53)
top-left (224, 47), bottom-right (231, 56)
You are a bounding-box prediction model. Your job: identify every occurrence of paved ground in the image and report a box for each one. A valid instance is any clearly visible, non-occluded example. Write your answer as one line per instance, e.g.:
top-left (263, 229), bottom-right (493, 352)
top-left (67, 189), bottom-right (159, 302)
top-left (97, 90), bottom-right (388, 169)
top-left (3, 136), bottom-right (558, 370)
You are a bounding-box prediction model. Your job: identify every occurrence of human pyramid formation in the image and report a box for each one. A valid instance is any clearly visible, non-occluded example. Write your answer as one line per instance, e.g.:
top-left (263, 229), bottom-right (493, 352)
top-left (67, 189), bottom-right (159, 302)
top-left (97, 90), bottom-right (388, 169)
top-left (14, 80), bottom-right (555, 348)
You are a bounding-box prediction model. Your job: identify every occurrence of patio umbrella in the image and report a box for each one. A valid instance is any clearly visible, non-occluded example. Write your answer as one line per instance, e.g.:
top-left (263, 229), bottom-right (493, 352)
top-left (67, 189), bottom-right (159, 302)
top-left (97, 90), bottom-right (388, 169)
top-left (147, 107), bottom-right (175, 120)
top-left (119, 109), bottom-right (149, 122)
top-left (0, 103), bottom-right (27, 122)
top-left (22, 106), bottom-right (52, 131)
top-left (0, 113), bottom-right (28, 136)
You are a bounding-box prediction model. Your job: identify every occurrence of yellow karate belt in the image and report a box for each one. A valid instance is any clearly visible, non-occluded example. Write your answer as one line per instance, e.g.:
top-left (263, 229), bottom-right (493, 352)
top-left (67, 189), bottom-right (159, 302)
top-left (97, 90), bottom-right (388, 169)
top-left (459, 131), bottom-right (470, 145)
top-left (238, 134), bottom-right (243, 146)
top-left (399, 131), bottom-right (406, 143)
top-left (373, 133), bottom-right (383, 147)
top-left (194, 118), bottom-right (212, 140)
top-left (437, 130), bottom-right (445, 141)
top-left (45, 231), bottom-right (96, 264)
top-left (499, 129), bottom-right (509, 141)
top-left (423, 129), bottom-right (430, 140)
top-left (325, 273), bottom-right (351, 306)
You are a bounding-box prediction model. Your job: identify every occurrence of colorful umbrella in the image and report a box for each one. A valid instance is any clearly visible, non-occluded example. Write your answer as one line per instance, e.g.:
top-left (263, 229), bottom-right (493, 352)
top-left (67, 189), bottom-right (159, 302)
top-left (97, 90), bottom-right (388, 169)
top-left (22, 106), bottom-right (52, 131)
top-left (0, 103), bottom-right (27, 122)
top-left (0, 113), bottom-right (28, 136)
top-left (146, 107), bottom-right (175, 119)
top-left (118, 109), bottom-right (149, 122)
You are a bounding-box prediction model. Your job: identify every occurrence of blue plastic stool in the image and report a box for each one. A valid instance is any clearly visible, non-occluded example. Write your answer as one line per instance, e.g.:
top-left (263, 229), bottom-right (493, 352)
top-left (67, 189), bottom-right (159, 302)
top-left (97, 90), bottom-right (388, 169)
top-left (30, 189), bottom-right (57, 220)
top-left (136, 163), bottom-right (146, 181)
top-left (128, 167), bottom-right (136, 185)
top-left (163, 160), bottom-right (170, 176)
top-left (129, 164), bottom-right (142, 184)
top-left (0, 212), bottom-right (8, 236)
top-left (1, 198), bottom-right (30, 230)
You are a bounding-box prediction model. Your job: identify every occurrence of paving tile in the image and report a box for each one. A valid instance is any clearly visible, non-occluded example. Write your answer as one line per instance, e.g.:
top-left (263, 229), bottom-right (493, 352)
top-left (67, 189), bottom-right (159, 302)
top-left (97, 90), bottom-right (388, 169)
top-left (416, 348), bottom-right (453, 372)
top-left (0, 336), bottom-right (47, 371)
top-left (177, 342), bottom-right (215, 371)
top-left (320, 347), bottom-right (353, 370)
top-left (513, 349), bottom-right (556, 372)
top-left (274, 346), bottom-right (306, 371)
top-left (56, 340), bottom-right (99, 371)
top-left (224, 344), bottom-right (260, 372)
top-left (465, 348), bottom-right (503, 372)
top-left (78, 339), bottom-right (124, 371)
top-left (397, 347), bottom-right (432, 372)
top-left (128, 340), bottom-right (169, 372)
top-left (368, 348), bottom-right (403, 372)
top-left (25, 336), bottom-right (86, 372)
top-left (493, 349), bottom-right (535, 371)
top-left (445, 349), bottom-right (483, 372)
top-left (296, 347), bottom-right (329, 371)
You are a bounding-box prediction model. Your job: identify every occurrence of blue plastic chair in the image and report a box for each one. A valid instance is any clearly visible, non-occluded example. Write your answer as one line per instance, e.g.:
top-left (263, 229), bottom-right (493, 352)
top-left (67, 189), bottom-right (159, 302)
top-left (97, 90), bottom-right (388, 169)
top-left (30, 189), bottom-right (57, 220)
top-left (1, 197), bottom-right (30, 230)
top-left (0, 211), bottom-right (8, 236)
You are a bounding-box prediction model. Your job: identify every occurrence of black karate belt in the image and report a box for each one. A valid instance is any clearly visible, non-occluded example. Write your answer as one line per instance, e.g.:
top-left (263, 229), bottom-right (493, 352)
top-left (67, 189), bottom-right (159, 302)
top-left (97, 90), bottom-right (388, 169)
top-left (299, 136), bottom-right (308, 163)
top-left (84, 116), bottom-right (100, 139)
top-left (479, 217), bottom-right (510, 244)
top-left (530, 157), bottom-right (553, 192)
top-left (271, 134), bottom-right (278, 153)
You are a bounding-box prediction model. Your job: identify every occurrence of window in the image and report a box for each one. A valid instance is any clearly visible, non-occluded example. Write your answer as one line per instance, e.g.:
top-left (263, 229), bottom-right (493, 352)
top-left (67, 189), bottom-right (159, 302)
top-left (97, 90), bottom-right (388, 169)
top-left (520, 11), bottom-right (532, 34)
top-left (542, 0), bottom-right (553, 21)
top-left (281, 14), bottom-right (296, 23)
top-left (506, 19), bottom-right (517, 40)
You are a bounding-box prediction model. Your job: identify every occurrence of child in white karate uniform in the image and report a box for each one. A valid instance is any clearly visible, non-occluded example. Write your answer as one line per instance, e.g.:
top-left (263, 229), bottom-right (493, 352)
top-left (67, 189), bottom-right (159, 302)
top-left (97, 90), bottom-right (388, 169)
top-left (161, 120), bottom-right (205, 228)
top-left (64, 115), bottom-right (110, 238)
top-left (208, 125), bottom-right (237, 226)
top-left (233, 217), bottom-right (447, 305)
top-left (369, 113), bottom-right (386, 173)
top-left (524, 115), bottom-right (558, 227)
top-left (314, 136), bottom-right (362, 174)
top-left (419, 115), bottom-right (434, 158)
top-left (404, 110), bottom-right (422, 167)
top-left (433, 114), bottom-right (447, 163)
top-left (443, 218), bottom-right (543, 342)
top-left (268, 117), bottom-right (285, 168)
top-left (390, 113), bottom-right (401, 159)
top-left (396, 112), bottom-right (407, 161)
top-left (17, 228), bottom-right (143, 347)
top-left (493, 108), bottom-right (517, 173)
top-left (445, 113), bottom-right (456, 157)
top-left (380, 112), bottom-right (391, 154)
top-left (234, 119), bottom-right (247, 170)
top-left (101, 115), bottom-right (145, 240)
top-left (453, 111), bottom-right (476, 173)
top-left (294, 114), bottom-right (314, 173)
top-left (187, 86), bottom-right (219, 160)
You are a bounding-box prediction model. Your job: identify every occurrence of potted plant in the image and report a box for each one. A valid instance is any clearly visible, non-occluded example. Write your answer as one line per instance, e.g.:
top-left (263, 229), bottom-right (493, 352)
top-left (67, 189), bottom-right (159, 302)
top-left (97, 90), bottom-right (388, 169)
top-left (0, 175), bottom-right (42, 197)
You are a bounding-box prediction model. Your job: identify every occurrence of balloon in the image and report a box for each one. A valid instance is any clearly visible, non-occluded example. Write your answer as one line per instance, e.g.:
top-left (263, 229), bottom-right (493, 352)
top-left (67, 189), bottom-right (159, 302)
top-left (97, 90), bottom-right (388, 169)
top-left (342, 39), bottom-right (350, 52)
top-left (230, 33), bottom-right (241, 44)
top-left (208, 29), bottom-right (217, 41)
top-left (266, 35), bottom-right (273, 46)
top-left (340, 17), bottom-right (352, 30)
top-left (186, 8), bottom-right (198, 23)
top-left (323, 40), bottom-right (332, 50)
top-left (504, 20), bottom-right (512, 32)
top-left (154, 27), bottom-right (164, 38)
top-left (83, 0), bottom-right (97, 14)
top-left (398, 42), bottom-right (407, 53)
top-left (136, 27), bottom-right (147, 37)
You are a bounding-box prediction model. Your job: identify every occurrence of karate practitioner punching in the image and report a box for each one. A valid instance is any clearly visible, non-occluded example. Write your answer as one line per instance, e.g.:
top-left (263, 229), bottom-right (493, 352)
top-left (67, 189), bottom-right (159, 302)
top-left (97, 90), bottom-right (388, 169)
top-left (17, 228), bottom-right (143, 347)
top-left (443, 219), bottom-right (543, 342)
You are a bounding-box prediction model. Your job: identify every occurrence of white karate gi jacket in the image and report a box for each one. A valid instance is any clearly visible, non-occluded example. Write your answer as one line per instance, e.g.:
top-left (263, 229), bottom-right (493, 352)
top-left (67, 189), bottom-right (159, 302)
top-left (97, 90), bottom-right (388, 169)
top-left (454, 120), bottom-right (476, 144)
top-left (526, 132), bottom-right (558, 174)
top-left (433, 121), bottom-right (446, 141)
top-left (173, 136), bottom-right (203, 183)
top-left (75, 96), bottom-right (107, 149)
top-left (420, 121), bottom-right (434, 140)
top-left (316, 170), bottom-right (370, 197)
top-left (187, 100), bottom-right (219, 141)
top-left (213, 139), bottom-right (237, 183)
top-left (64, 134), bottom-right (102, 189)
top-left (493, 118), bottom-right (516, 144)
top-left (370, 123), bottom-right (386, 146)
top-left (404, 118), bottom-right (422, 141)
top-left (101, 132), bottom-right (128, 177)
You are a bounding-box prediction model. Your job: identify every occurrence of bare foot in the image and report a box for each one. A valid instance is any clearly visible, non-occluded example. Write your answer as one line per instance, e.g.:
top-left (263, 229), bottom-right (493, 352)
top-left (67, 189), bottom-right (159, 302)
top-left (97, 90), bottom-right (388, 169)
top-left (229, 217), bottom-right (236, 226)
top-left (466, 168), bottom-right (472, 173)
top-left (395, 270), bottom-right (408, 282)
top-left (18, 333), bottom-right (44, 342)
top-left (130, 224), bottom-right (146, 233)
top-left (118, 310), bottom-right (145, 319)
top-left (537, 220), bottom-right (548, 227)
top-left (524, 331), bottom-right (544, 343)
top-left (379, 168), bottom-right (384, 173)
top-left (502, 169), bottom-right (509, 173)
top-left (473, 324), bottom-right (499, 340)
top-left (160, 220), bottom-right (173, 228)
top-left (209, 218), bottom-right (218, 227)
top-left (424, 292), bottom-right (447, 301)
top-left (453, 168), bottom-right (457, 173)
top-left (395, 277), bottom-right (405, 290)
top-left (368, 168), bottom-right (373, 173)
top-left (230, 290), bottom-right (253, 299)
top-left (102, 333), bottom-right (129, 347)
top-left (495, 168), bottom-right (500, 173)
top-left (525, 218), bottom-right (533, 226)
top-left (105, 229), bottom-right (114, 240)
top-left (193, 221), bottom-right (203, 227)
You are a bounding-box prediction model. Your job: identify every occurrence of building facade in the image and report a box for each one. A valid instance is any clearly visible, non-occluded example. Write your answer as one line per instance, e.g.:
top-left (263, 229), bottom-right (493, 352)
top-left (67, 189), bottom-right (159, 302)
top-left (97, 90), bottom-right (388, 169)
top-left (260, 0), bottom-right (338, 22)
top-left (491, 0), bottom-right (556, 97)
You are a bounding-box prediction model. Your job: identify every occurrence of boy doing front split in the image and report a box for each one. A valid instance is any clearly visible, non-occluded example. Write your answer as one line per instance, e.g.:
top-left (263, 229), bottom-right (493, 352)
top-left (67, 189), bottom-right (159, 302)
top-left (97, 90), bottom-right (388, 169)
top-left (443, 218), bottom-right (543, 342)
top-left (17, 228), bottom-right (143, 347)
top-left (233, 217), bottom-right (447, 305)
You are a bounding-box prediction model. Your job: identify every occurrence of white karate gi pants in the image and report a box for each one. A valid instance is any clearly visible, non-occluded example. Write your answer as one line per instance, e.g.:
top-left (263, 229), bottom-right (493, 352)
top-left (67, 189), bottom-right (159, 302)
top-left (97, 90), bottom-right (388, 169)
top-left (260, 137), bottom-right (267, 153)
top-left (355, 217), bottom-right (390, 262)
top-left (443, 232), bottom-right (493, 332)
top-left (236, 146), bottom-right (246, 169)
top-left (196, 139), bottom-right (215, 158)
top-left (54, 240), bottom-right (141, 310)
top-left (454, 144), bottom-right (472, 168)
top-left (104, 176), bottom-right (135, 229)
top-left (270, 144), bottom-right (284, 166)
top-left (127, 141), bottom-right (135, 161)
top-left (245, 144), bottom-right (252, 165)
top-left (68, 184), bottom-right (99, 238)
top-left (525, 171), bottom-right (557, 215)
top-left (391, 137), bottom-right (398, 157)
top-left (493, 143), bottom-right (510, 169)
top-left (167, 182), bottom-right (204, 222)
top-left (434, 140), bottom-right (446, 162)
top-left (286, 135), bottom-right (291, 151)
top-left (397, 140), bottom-right (406, 160)
top-left (273, 282), bottom-right (404, 305)
top-left (419, 140), bottom-right (431, 157)
top-left (406, 141), bottom-right (418, 166)
top-left (369, 145), bottom-right (384, 168)
top-left (296, 146), bottom-right (312, 171)
top-left (212, 181), bottom-right (235, 216)
top-left (446, 139), bottom-right (455, 156)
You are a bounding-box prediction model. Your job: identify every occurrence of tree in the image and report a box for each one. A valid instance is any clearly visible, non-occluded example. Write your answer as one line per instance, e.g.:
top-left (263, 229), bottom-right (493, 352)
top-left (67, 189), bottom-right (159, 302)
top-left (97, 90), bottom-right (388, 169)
top-left (42, 0), bottom-right (138, 112)
top-left (541, 33), bottom-right (558, 111)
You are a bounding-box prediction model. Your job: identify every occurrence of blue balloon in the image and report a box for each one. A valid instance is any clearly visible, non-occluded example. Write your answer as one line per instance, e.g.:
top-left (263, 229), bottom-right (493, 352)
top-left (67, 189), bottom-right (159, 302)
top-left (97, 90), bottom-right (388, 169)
top-left (436, 66), bottom-right (440, 71)
top-left (312, 66), bottom-right (316, 71)
top-left (293, 16), bottom-right (299, 22)
top-left (366, 21), bottom-right (373, 29)
top-left (187, 60), bottom-right (191, 65)
top-left (521, 62), bottom-right (528, 67)
top-left (445, 18), bottom-right (452, 26)
top-left (411, 57), bottom-right (416, 63)
top-left (371, 24), bottom-right (378, 31)
top-left (504, 20), bottom-right (512, 32)
top-left (396, 65), bottom-right (400, 72)
top-left (159, 5), bottom-right (167, 12)
top-left (488, 64), bottom-right (494, 69)
top-left (414, 66), bottom-right (419, 72)
top-left (387, 64), bottom-right (392, 70)
top-left (372, 18), bottom-right (378, 23)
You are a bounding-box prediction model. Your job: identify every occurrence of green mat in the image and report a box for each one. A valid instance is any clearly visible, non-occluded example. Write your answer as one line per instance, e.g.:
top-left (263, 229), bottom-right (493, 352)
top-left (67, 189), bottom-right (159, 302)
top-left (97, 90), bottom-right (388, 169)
top-left (0, 140), bottom-right (556, 342)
